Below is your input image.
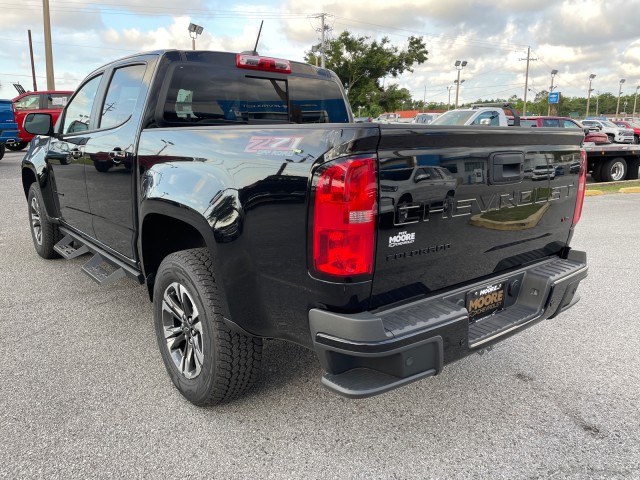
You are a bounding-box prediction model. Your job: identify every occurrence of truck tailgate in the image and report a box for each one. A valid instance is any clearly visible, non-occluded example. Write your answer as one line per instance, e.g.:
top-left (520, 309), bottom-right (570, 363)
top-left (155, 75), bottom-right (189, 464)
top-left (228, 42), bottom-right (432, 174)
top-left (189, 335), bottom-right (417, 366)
top-left (371, 125), bottom-right (584, 309)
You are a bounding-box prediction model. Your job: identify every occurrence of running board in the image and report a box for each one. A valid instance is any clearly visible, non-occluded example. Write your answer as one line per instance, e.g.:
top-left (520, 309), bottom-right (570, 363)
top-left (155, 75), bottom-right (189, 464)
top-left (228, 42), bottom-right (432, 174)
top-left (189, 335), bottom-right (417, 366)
top-left (55, 227), bottom-right (144, 285)
top-left (81, 253), bottom-right (126, 285)
top-left (54, 234), bottom-right (89, 259)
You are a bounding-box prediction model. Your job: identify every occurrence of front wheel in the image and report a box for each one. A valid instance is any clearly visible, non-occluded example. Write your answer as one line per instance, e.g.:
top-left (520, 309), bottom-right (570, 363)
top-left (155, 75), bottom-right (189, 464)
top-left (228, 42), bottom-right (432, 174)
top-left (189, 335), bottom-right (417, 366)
top-left (153, 248), bottom-right (262, 406)
top-left (27, 183), bottom-right (61, 259)
top-left (0, 144), bottom-right (5, 160)
top-left (607, 134), bottom-right (615, 144)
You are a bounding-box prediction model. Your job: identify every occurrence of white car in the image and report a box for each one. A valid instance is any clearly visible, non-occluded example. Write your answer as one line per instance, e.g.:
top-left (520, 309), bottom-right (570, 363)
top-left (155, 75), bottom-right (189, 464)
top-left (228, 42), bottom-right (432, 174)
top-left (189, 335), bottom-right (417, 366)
top-left (531, 165), bottom-right (556, 181)
top-left (582, 119), bottom-right (633, 143)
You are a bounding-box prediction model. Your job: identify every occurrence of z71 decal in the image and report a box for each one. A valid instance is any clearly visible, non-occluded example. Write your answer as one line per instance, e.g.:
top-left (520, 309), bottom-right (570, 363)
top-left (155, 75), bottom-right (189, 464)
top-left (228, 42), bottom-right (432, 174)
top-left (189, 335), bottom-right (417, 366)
top-left (244, 136), bottom-right (303, 156)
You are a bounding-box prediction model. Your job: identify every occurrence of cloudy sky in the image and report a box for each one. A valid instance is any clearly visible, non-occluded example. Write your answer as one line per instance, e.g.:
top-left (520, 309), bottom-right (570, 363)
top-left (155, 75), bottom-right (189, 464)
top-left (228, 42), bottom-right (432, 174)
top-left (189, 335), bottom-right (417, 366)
top-left (2, 0), bottom-right (640, 107)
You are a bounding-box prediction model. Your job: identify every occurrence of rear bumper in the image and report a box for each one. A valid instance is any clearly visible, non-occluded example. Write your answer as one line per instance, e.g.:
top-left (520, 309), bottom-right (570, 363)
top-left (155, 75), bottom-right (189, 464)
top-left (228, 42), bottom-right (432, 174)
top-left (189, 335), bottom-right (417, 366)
top-left (310, 250), bottom-right (587, 398)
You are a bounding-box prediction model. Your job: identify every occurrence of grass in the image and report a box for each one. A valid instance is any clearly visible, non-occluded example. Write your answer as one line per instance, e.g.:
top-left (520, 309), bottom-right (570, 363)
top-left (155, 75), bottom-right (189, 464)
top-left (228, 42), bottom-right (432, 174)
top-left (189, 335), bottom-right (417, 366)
top-left (480, 203), bottom-right (545, 222)
top-left (587, 179), bottom-right (640, 193)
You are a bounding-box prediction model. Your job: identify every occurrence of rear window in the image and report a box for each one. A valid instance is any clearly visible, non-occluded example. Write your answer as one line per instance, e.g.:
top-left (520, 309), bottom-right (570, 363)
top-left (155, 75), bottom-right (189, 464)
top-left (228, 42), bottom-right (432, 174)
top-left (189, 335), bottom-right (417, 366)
top-left (162, 64), bottom-right (349, 125)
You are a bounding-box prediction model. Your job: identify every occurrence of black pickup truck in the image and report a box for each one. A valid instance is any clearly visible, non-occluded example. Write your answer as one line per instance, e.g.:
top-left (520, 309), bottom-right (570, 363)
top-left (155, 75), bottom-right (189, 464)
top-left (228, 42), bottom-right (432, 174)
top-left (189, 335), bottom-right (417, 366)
top-left (22, 50), bottom-right (588, 405)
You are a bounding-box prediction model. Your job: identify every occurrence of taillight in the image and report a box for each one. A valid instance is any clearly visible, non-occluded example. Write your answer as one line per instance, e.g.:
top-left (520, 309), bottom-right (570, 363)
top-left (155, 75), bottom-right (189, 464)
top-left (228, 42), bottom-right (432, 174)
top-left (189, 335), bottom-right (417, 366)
top-left (311, 156), bottom-right (377, 278)
top-left (236, 54), bottom-right (291, 74)
top-left (572, 149), bottom-right (588, 226)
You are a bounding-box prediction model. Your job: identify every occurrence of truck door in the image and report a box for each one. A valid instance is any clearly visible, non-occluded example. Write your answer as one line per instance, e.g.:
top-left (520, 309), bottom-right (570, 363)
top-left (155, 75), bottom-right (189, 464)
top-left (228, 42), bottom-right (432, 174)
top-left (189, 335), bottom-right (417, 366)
top-left (83, 62), bottom-right (149, 260)
top-left (48, 74), bottom-right (103, 237)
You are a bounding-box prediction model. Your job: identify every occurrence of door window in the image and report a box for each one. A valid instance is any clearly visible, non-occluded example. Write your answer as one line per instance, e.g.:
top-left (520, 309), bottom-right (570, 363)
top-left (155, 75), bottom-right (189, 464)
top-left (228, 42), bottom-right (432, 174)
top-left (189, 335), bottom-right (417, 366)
top-left (62, 75), bottom-right (102, 134)
top-left (14, 94), bottom-right (40, 111)
top-left (100, 64), bottom-right (147, 129)
top-left (562, 120), bottom-right (580, 129)
top-left (46, 93), bottom-right (70, 109)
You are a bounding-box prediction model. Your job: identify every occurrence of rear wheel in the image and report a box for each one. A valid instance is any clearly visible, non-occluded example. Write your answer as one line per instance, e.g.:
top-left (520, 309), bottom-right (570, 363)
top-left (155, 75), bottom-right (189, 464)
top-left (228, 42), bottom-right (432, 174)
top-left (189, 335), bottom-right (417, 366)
top-left (634, 135), bottom-right (639, 145)
top-left (153, 248), bottom-right (262, 406)
top-left (600, 157), bottom-right (627, 182)
top-left (27, 183), bottom-right (61, 259)
top-left (607, 134), bottom-right (615, 143)
top-left (6, 141), bottom-right (28, 151)
top-left (0, 144), bottom-right (5, 160)
top-left (590, 163), bottom-right (603, 183)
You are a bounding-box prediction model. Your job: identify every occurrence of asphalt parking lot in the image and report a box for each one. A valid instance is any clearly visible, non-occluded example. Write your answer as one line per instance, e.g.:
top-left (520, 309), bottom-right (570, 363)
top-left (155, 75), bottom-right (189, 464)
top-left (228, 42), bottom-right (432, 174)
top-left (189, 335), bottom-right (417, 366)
top-left (1, 149), bottom-right (639, 479)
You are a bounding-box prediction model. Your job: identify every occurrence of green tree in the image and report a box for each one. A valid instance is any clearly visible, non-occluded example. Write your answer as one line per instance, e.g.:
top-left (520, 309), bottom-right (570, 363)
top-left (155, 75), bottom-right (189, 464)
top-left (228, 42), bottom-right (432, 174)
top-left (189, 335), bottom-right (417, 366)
top-left (306, 32), bottom-right (428, 111)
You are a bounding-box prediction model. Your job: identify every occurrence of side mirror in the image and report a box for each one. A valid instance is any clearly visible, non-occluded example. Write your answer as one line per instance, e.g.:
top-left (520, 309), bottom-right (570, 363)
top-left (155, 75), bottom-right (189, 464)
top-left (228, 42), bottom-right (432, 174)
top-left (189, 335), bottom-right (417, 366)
top-left (479, 118), bottom-right (491, 126)
top-left (24, 113), bottom-right (54, 136)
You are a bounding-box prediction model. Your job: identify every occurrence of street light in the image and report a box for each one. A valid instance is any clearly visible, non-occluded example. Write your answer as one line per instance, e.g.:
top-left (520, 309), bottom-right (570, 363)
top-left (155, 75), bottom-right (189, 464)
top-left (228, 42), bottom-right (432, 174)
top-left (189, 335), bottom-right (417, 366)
top-left (616, 78), bottom-right (626, 117)
top-left (547, 69), bottom-right (558, 115)
top-left (188, 23), bottom-right (204, 50)
top-left (586, 74), bottom-right (596, 118)
top-left (454, 60), bottom-right (467, 108)
top-left (633, 86), bottom-right (640, 119)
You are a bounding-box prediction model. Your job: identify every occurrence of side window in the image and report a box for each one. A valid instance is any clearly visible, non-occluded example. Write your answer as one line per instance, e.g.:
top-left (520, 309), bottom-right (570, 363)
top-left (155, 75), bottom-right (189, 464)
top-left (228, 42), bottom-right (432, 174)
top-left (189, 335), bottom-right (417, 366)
top-left (100, 64), bottom-right (147, 129)
top-left (14, 94), bottom-right (40, 111)
top-left (562, 120), bottom-right (580, 129)
top-left (47, 94), bottom-right (70, 109)
top-left (472, 111), bottom-right (500, 126)
top-left (542, 119), bottom-right (560, 127)
top-left (63, 75), bottom-right (102, 134)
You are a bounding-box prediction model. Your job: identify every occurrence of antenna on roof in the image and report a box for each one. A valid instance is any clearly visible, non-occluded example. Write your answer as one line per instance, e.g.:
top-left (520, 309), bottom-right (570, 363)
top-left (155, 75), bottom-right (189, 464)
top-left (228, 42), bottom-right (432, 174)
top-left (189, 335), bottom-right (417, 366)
top-left (252, 20), bottom-right (263, 55)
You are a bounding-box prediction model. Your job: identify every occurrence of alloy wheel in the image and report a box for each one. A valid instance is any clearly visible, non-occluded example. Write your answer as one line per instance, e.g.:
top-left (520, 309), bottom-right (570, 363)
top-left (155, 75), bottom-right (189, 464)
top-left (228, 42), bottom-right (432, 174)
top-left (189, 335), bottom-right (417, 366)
top-left (161, 282), bottom-right (205, 379)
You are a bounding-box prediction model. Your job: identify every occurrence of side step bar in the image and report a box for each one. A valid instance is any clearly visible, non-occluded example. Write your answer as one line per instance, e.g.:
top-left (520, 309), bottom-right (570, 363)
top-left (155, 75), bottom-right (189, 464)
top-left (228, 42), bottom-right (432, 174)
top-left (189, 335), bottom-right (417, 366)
top-left (54, 228), bottom-right (143, 286)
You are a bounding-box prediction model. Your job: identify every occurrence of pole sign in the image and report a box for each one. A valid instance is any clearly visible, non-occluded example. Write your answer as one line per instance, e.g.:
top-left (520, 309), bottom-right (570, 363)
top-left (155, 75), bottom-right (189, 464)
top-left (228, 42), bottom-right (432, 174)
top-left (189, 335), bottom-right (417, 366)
top-left (548, 92), bottom-right (560, 104)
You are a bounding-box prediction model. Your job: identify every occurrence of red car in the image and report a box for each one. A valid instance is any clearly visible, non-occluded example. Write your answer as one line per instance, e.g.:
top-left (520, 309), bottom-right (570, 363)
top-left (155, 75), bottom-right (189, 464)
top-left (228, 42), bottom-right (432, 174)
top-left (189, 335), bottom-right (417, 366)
top-left (520, 116), bottom-right (609, 144)
top-left (613, 120), bottom-right (640, 144)
top-left (9, 90), bottom-right (73, 150)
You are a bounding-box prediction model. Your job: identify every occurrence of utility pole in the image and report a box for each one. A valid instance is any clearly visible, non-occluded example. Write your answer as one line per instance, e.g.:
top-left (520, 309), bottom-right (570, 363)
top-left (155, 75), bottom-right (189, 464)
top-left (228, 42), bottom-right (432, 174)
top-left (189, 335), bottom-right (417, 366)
top-left (43, 0), bottom-right (55, 89)
top-left (28, 30), bottom-right (37, 91)
top-left (320, 13), bottom-right (325, 68)
top-left (547, 69), bottom-right (558, 116)
top-left (519, 47), bottom-right (536, 116)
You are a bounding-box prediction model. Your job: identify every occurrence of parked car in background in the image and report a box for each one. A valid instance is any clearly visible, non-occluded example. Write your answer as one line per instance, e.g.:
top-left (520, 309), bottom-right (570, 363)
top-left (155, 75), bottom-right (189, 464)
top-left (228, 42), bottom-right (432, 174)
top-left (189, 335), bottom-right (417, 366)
top-left (374, 113), bottom-right (401, 123)
top-left (520, 116), bottom-right (609, 144)
top-left (612, 120), bottom-right (640, 144)
top-left (10, 90), bottom-right (73, 150)
top-left (0, 99), bottom-right (19, 160)
top-left (412, 112), bottom-right (440, 124)
top-left (582, 119), bottom-right (633, 144)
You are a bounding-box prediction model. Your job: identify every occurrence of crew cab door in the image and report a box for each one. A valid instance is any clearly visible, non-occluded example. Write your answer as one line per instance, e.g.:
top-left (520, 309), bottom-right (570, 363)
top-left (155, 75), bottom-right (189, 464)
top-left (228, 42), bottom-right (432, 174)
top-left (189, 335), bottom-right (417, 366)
top-left (48, 74), bottom-right (103, 237)
top-left (83, 62), bottom-right (149, 260)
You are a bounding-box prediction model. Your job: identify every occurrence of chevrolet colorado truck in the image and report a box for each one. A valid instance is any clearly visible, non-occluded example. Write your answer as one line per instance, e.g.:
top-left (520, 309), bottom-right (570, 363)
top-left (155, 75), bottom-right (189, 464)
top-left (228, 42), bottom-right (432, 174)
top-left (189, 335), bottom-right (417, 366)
top-left (21, 50), bottom-right (588, 405)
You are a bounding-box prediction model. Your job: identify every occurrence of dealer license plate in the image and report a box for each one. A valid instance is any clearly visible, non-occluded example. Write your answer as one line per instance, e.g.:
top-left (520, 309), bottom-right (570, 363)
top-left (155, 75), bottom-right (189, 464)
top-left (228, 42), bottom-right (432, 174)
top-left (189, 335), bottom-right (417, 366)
top-left (466, 282), bottom-right (506, 323)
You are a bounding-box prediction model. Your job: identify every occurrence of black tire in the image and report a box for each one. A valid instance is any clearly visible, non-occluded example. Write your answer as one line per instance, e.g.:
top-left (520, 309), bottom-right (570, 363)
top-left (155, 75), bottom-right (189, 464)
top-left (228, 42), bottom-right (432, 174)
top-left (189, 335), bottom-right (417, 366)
top-left (590, 163), bottom-right (603, 183)
top-left (607, 134), bottom-right (615, 144)
top-left (0, 144), bottom-right (5, 160)
top-left (6, 141), bottom-right (28, 151)
top-left (27, 183), bottom-right (61, 259)
top-left (634, 135), bottom-right (639, 145)
top-left (153, 248), bottom-right (262, 406)
top-left (600, 157), bottom-right (627, 182)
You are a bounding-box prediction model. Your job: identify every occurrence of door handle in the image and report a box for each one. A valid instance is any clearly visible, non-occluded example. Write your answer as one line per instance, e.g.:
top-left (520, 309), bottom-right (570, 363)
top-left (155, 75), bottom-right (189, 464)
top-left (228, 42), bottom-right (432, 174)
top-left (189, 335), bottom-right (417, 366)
top-left (108, 149), bottom-right (127, 163)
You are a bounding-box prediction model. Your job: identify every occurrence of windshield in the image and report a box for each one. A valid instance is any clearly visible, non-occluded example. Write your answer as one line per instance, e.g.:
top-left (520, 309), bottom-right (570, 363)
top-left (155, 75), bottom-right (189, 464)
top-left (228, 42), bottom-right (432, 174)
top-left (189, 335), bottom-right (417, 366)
top-left (602, 121), bottom-right (618, 128)
top-left (430, 110), bottom-right (475, 126)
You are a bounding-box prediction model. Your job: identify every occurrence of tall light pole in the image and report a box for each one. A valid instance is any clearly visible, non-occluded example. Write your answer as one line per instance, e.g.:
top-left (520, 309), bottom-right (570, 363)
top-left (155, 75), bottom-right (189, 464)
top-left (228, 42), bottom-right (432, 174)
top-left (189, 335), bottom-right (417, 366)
top-left (595, 90), bottom-right (600, 116)
top-left (454, 60), bottom-right (467, 108)
top-left (633, 85), bottom-right (640, 119)
top-left (188, 23), bottom-right (204, 50)
top-left (585, 74), bottom-right (596, 118)
top-left (447, 85), bottom-right (454, 110)
top-left (43, 0), bottom-right (55, 89)
top-left (616, 78), bottom-right (626, 117)
top-left (547, 69), bottom-right (558, 115)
